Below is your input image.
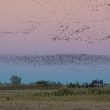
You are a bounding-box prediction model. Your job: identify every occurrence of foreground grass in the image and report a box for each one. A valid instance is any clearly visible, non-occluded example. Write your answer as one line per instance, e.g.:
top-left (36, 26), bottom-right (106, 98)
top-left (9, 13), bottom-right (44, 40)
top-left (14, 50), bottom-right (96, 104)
top-left (0, 101), bottom-right (110, 110)
top-left (0, 88), bottom-right (110, 110)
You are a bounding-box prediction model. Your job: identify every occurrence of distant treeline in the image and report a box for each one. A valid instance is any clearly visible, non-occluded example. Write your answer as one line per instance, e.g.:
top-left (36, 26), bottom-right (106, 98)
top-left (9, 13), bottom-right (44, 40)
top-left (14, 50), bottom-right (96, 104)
top-left (0, 75), bottom-right (108, 90)
top-left (0, 79), bottom-right (63, 90)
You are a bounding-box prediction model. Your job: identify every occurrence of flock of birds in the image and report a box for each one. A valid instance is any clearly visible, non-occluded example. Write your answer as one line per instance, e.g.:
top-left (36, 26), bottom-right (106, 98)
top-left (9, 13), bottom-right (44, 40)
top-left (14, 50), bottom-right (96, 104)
top-left (0, 0), bottom-right (110, 45)
top-left (51, 0), bottom-right (110, 44)
top-left (0, 0), bottom-right (110, 67)
top-left (51, 22), bottom-right (110, 44)
top-left (0, 54), bottom-right (110, 66)
top-left (0, 20), bottom-right (41, 35)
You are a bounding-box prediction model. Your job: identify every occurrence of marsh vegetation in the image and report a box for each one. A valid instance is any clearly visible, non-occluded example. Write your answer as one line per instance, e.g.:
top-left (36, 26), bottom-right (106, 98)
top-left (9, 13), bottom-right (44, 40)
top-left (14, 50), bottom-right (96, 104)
top-left (0, 87), bottom-right (110, 110)
top-left (0, 75), bottom-right (110, 110)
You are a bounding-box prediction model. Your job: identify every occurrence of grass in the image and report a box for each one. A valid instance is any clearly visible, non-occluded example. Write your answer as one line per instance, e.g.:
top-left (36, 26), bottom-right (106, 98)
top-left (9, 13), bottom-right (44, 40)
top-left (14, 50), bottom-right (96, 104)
top-left (0, 101), bottom-right (110, 110)
top-left (0, 88), bottom-right (110, 110)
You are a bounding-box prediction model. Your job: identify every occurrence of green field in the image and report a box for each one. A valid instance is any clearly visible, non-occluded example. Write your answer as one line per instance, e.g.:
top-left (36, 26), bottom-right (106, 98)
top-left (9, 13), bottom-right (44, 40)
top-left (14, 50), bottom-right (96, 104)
top-left (0, 88), bottom-right (110, 110)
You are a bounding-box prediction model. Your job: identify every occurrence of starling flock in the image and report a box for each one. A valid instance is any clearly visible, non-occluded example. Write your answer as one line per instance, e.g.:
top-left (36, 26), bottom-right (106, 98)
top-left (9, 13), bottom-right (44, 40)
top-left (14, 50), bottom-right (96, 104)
top-left (0, 0), bottom-right (110, 45)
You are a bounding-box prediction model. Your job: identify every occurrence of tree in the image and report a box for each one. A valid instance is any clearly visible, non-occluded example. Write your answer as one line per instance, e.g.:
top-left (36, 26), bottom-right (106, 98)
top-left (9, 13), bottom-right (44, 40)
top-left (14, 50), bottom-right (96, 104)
top-left (10, 75), bottom-right (22, 85)
top-left (36, 80), bottom-right (48, 87)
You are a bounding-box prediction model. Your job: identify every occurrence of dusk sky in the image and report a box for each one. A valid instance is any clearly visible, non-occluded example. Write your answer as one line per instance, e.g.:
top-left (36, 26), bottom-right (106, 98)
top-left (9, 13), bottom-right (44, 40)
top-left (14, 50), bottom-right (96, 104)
top-left (0, 0), bottom-right (110, 83)
top-left (0, 0), bottom-right (110, 55)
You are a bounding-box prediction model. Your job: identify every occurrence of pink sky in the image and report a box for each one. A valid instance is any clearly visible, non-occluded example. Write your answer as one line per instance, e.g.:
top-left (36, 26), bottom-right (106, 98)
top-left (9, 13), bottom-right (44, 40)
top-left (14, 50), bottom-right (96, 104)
top-left (0, 0), bottom-right (110, 55)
